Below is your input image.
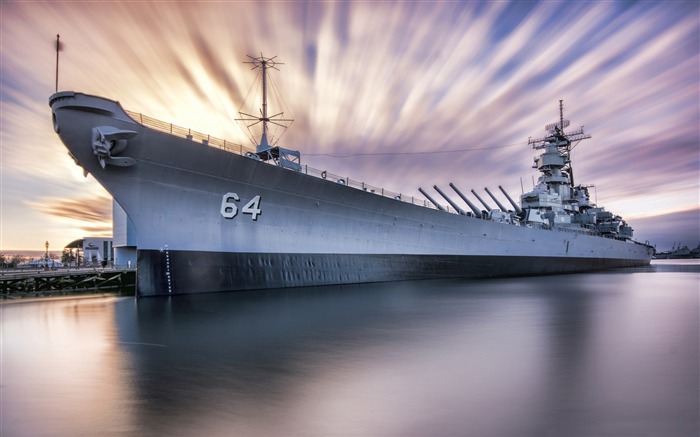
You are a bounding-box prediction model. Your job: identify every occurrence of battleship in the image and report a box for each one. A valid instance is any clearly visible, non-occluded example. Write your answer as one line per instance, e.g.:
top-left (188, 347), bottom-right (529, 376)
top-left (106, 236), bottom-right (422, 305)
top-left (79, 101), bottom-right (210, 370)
top-left (50, 54), bottom-right (654, 297)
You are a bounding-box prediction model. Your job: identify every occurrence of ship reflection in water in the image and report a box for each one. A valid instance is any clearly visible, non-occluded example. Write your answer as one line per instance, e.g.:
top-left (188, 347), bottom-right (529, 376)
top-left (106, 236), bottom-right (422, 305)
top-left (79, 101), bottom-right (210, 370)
top-left (3, 262), bottom-right (698, 436)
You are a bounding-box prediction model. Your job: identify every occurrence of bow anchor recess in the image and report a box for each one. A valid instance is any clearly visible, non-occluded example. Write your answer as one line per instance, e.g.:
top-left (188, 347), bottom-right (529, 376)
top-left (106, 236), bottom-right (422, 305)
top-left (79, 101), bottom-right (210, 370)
top-left (91, 126), bottom-right (137, 168)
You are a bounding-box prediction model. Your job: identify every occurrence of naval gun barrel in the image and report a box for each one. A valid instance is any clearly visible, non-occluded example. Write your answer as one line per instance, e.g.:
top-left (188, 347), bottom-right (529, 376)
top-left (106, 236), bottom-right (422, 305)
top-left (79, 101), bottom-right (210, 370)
top-left (448, 183), bottom-right (482, 216)
top-left (484, 187), bottom-right (508, 212)
top-left (498, 185), bottom-right (522, 214)
top-left (419, 187), bottom-right (446, 212)
top-left (470, 189), bottom-right (492, 211)
top-left (433, 185), bottom-right (467, 215)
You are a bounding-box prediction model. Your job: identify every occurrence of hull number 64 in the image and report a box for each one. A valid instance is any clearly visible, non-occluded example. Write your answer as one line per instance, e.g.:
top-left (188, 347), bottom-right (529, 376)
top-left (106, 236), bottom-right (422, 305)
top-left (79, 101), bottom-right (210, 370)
top-left (220, 193), bottom-right (262, 220)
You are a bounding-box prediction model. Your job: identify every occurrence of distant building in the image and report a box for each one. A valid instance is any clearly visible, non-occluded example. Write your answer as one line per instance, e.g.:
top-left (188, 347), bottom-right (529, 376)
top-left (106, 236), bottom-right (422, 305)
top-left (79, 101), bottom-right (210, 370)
top-left (64, 237), bottom-right (113, 267)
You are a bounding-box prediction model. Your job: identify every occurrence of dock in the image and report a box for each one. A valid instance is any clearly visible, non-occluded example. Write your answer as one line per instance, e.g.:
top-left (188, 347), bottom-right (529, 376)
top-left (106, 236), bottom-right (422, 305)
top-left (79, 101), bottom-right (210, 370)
top-left (1, 268), bottom-right (136, 299)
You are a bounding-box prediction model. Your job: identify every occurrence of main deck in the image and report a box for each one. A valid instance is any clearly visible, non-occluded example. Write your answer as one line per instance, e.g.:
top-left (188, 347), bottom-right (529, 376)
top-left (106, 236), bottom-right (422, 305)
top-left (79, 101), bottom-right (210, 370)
top-left (124, 109), bottom-right (440, 211)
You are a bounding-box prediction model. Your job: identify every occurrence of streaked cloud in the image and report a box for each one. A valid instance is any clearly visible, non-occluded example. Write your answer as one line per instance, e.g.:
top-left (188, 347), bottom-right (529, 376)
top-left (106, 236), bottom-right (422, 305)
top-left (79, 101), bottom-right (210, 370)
top-left (28, 193), bottom-right (113, 236)
top-left (0, 1), bottom-right (698, 250)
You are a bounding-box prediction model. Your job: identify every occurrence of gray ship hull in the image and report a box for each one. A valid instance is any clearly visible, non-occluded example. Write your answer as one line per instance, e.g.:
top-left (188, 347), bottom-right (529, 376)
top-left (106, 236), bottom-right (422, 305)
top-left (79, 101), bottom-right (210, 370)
top-left (138, 250), bottom-right (647, 295)
top-left (50, 92), bottom-right (654, 297)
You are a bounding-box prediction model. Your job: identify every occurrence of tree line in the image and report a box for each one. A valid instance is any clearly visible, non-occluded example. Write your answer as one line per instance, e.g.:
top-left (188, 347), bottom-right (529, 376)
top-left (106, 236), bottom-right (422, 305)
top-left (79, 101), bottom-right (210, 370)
top-left (0, 253), bottom-right (27, 268)
top-left (0, 251), bottom-right (67, 268)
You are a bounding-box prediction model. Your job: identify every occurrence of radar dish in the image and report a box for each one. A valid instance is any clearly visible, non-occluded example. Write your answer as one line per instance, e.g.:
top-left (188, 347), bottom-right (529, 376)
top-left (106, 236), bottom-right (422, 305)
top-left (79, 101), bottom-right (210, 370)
top-left (545, 119), bottom-right (570, 133)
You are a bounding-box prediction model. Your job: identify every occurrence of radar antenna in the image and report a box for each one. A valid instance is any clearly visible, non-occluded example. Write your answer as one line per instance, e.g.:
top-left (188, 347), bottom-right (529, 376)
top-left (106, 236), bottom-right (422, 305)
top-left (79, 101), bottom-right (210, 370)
top-left (528, 100), bottom-right (591, 186)
top-left (536, 100), bottom-right (590, 142)
top-left (545, 100), bottom-right (570, 134)
top-left (235, 54), bottom-right (294, 153)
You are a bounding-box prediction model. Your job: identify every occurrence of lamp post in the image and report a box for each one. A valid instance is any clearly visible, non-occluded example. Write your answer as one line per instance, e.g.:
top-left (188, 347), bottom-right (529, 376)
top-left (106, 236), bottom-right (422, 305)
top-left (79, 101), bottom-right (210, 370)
top-left (44, 241), bottom-right (49, 270)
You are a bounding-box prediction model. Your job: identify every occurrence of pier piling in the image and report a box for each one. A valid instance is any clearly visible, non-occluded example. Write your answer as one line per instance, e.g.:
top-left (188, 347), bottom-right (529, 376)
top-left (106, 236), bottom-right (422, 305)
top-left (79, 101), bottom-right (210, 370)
top-left (1, 268), bottom-right (136, 299)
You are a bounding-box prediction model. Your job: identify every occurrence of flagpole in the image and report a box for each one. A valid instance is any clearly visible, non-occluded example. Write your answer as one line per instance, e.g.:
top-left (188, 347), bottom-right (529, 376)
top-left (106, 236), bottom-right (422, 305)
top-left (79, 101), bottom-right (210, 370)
top-left (55, 34), bottom-right (60, 92)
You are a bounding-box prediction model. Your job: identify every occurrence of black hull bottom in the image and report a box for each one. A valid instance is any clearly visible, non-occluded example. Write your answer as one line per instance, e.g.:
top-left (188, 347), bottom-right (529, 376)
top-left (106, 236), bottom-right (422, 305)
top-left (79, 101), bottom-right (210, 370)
top-left (136, 249), bottom-right (649, 297)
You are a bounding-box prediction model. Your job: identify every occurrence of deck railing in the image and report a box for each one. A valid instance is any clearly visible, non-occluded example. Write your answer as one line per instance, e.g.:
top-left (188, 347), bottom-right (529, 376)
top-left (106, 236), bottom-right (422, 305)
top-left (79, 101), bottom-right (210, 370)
top-left (125, 110), bottom-right (256, 155)
top-left (125, 109), bottom-right (443, 211)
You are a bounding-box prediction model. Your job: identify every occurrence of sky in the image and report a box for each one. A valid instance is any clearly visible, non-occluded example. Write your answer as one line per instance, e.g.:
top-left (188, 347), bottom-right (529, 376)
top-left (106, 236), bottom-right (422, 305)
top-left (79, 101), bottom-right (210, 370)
top-left (1, 1), bottom-right (698, 253)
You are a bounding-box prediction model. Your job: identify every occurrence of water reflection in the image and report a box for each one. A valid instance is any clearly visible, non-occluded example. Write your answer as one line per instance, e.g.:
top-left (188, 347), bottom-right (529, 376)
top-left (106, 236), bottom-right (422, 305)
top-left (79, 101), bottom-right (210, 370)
top-left (3, 264), bottom-right (699, 436)
top-left (126, 282), bottom-right (552, 436)
top-left (2, 297), bottom-right (136, 436)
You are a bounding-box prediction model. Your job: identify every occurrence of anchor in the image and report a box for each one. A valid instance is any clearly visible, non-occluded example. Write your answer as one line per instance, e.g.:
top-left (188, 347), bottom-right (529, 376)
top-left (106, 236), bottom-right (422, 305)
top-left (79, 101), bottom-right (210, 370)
top-left (91, 126), bottom-right (137, 168)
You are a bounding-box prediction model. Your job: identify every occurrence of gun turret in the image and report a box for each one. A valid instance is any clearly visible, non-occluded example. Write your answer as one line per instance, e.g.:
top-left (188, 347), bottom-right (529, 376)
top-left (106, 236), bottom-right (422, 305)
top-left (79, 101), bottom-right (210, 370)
top-left (419, 187), bottom-right (446, 212)
top-left (449, 183), bottom-right (482, 216)
top-left (434, 185), bottom-right (467, 215)
top-left (471, 189), bottom-right (493, 211)
top-left (484, 187), bottom-right (508, 212)
top-left (498, 185), bottom-right (522, 214)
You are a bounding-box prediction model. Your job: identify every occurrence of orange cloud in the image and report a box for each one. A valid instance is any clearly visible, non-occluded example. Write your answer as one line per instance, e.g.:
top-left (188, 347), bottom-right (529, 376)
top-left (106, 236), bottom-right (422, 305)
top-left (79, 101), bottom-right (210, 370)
top-left (29, 194), bottom-right (112, 232)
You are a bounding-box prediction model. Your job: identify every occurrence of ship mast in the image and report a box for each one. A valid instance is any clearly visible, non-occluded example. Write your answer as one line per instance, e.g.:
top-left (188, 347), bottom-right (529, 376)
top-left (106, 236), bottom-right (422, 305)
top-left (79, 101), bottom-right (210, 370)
top-left (236, 54), bottom-right (293, 154)
top-left (557, 100), bottom-right (572, 185)
top-left (528, 100), bottom-right (591, 188)
top-left (260, 55), bottom-right (269, 148)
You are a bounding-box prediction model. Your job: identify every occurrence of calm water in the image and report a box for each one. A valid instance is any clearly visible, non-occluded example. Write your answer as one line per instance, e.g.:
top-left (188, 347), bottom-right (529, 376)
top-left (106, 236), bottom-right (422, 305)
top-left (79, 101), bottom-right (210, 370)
top-left (2, 261), bottom-right (698, 437)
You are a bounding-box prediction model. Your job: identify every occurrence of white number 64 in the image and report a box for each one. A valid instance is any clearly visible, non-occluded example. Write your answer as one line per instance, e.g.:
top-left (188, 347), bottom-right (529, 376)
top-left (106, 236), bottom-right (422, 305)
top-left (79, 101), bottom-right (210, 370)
top-left (221, 193), bottom-right (262, 221)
